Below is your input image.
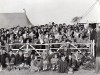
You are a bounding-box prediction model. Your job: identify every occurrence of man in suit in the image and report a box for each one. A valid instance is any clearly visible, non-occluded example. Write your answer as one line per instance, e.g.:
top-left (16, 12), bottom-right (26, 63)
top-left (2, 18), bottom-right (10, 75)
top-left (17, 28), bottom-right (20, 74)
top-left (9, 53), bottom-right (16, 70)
top-left (89, 25), bottom-right (97, 42)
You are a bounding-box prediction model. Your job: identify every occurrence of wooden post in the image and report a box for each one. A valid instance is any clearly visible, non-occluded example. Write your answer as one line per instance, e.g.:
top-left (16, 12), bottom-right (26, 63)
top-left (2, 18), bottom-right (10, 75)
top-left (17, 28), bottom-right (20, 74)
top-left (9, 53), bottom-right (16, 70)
top-left (93, 40), bottom-right (95, 57)
top-left (89, 41), bottom-right (91, 53)
top-left (26, 43), bottom-right (29, 52)
top-left (90, 40), bottom-right (93, 55)
top-left (0, 42), bottom-right (1, 49)
top-left (6, 43), bottom-right (9, 53)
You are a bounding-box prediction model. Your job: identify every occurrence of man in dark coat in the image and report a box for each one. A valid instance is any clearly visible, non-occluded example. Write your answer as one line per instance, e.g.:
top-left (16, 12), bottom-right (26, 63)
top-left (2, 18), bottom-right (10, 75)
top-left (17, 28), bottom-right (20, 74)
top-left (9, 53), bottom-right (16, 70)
top-left (95, 26), bottom-right (100, 73)
top-left (57, 55), bottom-right (68, 73)
top-left (1, 49), bottom-right (8, 68)
top-left (90, 28), bottom-right (97, 41)
top-left (89, 27), bottom-right (97, 57)
top-left (6, 50), bottom-right (15, 64)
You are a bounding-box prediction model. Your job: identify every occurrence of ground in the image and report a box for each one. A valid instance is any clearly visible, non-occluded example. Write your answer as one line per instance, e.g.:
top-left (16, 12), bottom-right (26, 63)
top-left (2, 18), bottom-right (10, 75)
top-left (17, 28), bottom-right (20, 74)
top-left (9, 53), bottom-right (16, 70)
top-left (0, 69), bottom-right (98, 75)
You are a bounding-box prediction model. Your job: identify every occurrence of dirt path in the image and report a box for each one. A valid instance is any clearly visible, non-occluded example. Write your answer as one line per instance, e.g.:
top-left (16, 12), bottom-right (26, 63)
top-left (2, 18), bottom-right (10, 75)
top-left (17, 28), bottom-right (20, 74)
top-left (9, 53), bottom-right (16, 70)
top-left (0, 69), bottom-right (97, 75)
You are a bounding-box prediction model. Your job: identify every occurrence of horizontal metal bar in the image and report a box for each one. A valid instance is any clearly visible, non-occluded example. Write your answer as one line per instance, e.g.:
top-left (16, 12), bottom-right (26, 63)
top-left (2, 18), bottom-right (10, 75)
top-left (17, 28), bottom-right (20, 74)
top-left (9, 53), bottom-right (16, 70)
top-left (50, 48), bottom-right (89, 49)
top-left (8, 42), bottom-right (93, 45)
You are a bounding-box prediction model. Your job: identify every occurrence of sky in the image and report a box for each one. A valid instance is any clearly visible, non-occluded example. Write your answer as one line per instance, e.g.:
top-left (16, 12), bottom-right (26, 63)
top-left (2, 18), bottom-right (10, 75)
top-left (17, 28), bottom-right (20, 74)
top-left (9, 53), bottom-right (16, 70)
top-left (0, 0), bottom-right (100, 25)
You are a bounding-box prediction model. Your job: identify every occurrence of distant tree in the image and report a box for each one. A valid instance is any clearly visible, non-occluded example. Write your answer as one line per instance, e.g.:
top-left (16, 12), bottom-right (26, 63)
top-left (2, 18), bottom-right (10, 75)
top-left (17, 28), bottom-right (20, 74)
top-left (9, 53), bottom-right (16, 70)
top-left (71, 16), bottom-right (82, 24)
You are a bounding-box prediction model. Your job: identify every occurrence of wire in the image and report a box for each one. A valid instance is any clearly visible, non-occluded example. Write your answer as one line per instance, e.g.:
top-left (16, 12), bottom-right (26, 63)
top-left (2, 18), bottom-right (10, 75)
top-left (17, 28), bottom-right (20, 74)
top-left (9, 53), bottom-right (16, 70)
top-left (82, 0), bottom-right (98, 19)
top-left (98, 0), bottom-right (100, 6)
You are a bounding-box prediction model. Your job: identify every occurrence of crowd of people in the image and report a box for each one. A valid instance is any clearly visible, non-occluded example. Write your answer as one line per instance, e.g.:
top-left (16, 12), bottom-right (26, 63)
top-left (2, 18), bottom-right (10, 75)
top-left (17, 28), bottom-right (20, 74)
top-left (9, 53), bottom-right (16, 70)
top-left (0, 22), bottom-right (95, 73)
top-left (0, 22), bottom-right (90, 45)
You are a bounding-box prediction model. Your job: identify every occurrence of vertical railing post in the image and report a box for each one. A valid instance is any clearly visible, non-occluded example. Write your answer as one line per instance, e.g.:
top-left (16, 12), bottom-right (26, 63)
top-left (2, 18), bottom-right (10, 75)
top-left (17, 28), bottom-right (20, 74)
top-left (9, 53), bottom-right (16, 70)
top-left (6, 43), bottom-right (9, 53)
top-left (93, 40), bottom-right (95, 57)
top-left (89, 42), bottom-right (90, 53)
top-left (0, 42), bottom-right (1, 49)
top-left (90, 40), bottom-right (93, 55)
top-left (26, 43), bottom-right (29, 52)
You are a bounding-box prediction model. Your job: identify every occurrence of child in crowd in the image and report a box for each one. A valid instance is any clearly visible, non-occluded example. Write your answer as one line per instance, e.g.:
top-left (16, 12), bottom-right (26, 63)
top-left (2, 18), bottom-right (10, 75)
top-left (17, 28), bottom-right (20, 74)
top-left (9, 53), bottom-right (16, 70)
top-left (42, 54), bottom-right (48, 71)
top-left (23, 52), bottom-right (31, 69)
top-left (30, 55), bottom-right (39, 72)
top-left (71, 50), bottom-right (82, 71)
top-left (5, 50), bottom-right (16, 71)
top-left (41, 50), bottom-right (48, 71)
top-left (30, 55), bottom-right (42, 72)
top-left (51, 53), bottom-right (58, 71)
top-left (68, 54), bottom-right (74, 74)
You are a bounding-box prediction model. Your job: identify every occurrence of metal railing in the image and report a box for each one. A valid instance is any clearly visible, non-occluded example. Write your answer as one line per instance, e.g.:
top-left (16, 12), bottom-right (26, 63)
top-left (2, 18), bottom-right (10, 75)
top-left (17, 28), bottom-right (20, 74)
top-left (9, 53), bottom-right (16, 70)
top-left (0, 40), bottom-right (95, 57)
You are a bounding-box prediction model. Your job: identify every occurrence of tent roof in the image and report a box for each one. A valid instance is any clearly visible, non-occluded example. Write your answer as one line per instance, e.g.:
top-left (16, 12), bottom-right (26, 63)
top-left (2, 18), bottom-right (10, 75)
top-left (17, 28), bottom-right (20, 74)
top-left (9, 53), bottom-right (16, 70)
top-left (0, 13), bottom-right (32, 28)
top-left (80, 1), bottom-right (100, 23)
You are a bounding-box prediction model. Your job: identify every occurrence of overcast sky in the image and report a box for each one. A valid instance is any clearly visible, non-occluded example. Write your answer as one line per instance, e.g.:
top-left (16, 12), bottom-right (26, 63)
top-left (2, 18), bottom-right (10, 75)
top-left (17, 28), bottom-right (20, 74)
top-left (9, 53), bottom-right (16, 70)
top-left (0, 0), bottom-right (100, 25)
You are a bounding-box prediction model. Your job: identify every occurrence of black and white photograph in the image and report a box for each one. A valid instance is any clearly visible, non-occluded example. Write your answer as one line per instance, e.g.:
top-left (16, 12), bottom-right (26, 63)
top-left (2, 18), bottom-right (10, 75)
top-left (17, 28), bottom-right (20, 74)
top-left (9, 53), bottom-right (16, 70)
top-left (0, 0), bottom-right (100, 75)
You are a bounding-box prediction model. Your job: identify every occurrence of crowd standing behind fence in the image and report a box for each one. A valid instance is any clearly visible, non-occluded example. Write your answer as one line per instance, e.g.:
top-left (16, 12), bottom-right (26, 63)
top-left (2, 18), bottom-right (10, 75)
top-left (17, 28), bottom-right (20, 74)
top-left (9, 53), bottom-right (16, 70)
top-left (0, 22), bottom-right (96, 73)
top-left (0, 22), bottom-right (91, 47)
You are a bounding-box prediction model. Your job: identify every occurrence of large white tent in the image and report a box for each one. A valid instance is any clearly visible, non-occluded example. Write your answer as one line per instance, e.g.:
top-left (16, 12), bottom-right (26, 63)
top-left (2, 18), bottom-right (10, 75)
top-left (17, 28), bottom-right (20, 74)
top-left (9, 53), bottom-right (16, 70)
top-left (0, 12), bottom-right (32, 28)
